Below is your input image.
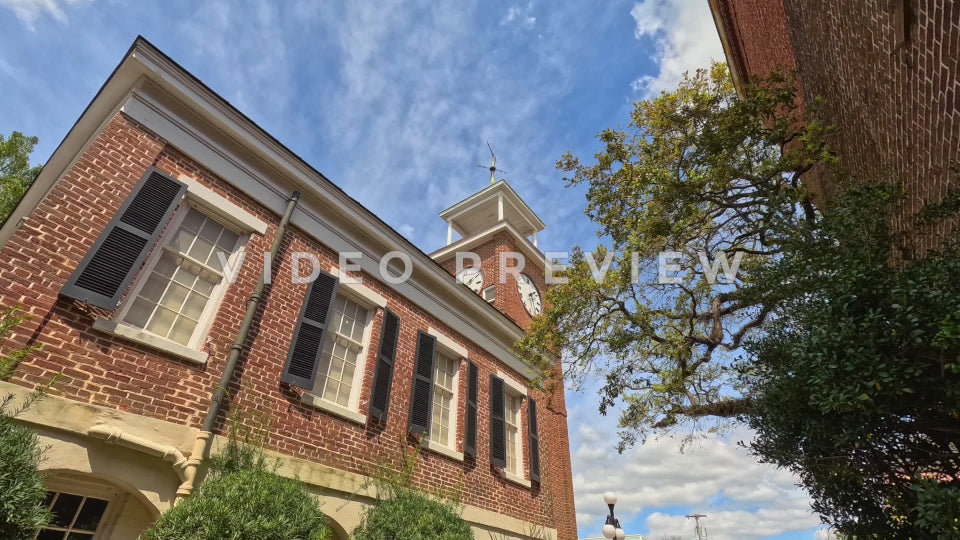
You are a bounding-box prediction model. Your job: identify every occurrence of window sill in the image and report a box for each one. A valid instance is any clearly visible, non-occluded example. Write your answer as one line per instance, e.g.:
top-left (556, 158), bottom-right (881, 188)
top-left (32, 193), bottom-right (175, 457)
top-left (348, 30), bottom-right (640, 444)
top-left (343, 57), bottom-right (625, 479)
top-left (92, 320), bottom-right (208, 365)
top-left (504, 470), bottom-right (532, 489)
top-left (300, 393), bottom-right (367, 426)
top-left (423, 439), bottom-right (464, 462)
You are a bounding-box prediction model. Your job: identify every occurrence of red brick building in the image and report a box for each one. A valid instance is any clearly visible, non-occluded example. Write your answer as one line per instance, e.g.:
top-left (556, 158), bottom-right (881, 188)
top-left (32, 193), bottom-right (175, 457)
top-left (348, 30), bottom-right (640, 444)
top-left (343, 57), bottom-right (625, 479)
top-left (710, 0), bottom-right (959, 244)
top-left (0, 38), bottom-right (576, 540)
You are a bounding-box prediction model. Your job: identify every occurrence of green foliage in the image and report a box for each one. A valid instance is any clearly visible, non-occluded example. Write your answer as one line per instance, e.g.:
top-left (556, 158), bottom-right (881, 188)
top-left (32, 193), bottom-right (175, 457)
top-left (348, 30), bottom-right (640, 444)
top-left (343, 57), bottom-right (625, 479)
top-left (0, 306), bottom-right (41, 381)
top-left (520, 58), bottom-right (960, 535)
top-left (912, 480), bottom-right (960, 539)
top-left (353, 451), bottom-right (473, 540)
top-left (517, 63), bottom-right (823, 447)
top-left (743, 183), bottom-right (960, 538)
top-left (0, 132), bottom-right (42, 226)
top-left (143, 439), bottom-right (330, 540)
top-left (0, 394), bottom-right (51, 539)
top-left (352, 490), bottom-right (474, 540)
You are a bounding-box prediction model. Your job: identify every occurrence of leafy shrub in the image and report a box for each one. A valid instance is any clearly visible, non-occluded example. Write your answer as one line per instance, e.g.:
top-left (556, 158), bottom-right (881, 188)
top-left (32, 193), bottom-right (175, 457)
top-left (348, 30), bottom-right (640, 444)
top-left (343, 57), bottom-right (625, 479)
top-left (143, 440), bottom-right (330, 540)
top-left (0, 394), bottom-right (51, 539)
top-left (353, 451), bottom-right (473, 540)
top-left (353, 490), bottom-right (474, 540)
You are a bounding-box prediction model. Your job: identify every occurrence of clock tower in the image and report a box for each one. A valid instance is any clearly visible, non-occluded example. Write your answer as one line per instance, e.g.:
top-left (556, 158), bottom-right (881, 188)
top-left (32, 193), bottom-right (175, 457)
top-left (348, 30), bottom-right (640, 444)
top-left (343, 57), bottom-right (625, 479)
top-left (431, 179), bottom-right (550, 330)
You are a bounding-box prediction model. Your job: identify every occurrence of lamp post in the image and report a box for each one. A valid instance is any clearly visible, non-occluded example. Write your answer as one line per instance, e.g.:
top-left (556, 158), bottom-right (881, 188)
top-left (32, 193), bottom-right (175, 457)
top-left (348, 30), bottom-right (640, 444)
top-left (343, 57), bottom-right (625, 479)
top-left (601, 492), bottom-right (626, 540)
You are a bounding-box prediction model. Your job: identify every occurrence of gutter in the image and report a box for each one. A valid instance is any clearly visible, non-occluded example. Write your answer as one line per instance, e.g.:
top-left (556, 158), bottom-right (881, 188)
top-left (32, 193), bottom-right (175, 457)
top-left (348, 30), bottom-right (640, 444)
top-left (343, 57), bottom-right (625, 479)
top-left (87, 424), bottom-right (188, 482)
top-left (176, 190), bottom-right (301, 502)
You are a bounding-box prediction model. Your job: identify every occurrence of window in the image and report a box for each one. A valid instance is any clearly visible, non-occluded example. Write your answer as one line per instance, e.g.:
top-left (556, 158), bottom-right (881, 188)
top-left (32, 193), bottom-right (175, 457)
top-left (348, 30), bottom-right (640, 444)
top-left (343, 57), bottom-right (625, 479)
top-left (119, 206), bottom-right (241, 347)
top-left (37, 490), bottom-right (111, 540)
top-left (504, 392), bottom-right (523, 476)
top-left (429, 351), bottom-right (460, 449)
top-left (313, 295), bottom-right (372, 408)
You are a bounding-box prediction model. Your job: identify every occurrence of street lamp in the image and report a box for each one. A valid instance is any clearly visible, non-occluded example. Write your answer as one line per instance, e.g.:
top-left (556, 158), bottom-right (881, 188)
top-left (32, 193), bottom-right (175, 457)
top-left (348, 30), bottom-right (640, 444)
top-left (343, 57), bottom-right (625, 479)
top-left (601, 491), bottom-right (626, 540)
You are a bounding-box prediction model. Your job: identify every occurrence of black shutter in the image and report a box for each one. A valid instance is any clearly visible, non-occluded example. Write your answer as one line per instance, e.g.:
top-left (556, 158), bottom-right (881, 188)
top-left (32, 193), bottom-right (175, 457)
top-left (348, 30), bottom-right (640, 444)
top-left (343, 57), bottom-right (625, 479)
top-left (282, 271), bottom-right (339, 389)
top-left (490, 375), bottom-right (506, 468)
top-left (464, 362), bottom-right (479, 458)
top-left (61, 167), bottom-right (186, 309)
top-left (408, 331), bottom-right (436, 436)
top-left (528, 397), bottom-right (541, 483)
top-left (369, 309), bottom-right (401, 420)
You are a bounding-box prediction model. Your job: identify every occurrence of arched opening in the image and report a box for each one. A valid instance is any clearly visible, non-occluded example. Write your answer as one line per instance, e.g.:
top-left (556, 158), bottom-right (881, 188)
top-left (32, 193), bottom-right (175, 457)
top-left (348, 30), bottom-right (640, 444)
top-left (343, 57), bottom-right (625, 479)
top-left (38, 471), bottom-right (157, 540)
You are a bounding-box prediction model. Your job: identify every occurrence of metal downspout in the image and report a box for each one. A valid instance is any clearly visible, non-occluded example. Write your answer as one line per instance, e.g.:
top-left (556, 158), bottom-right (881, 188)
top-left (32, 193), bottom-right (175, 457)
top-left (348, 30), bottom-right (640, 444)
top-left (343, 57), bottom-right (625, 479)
top-left (176, 191), bottom-right (301, 502)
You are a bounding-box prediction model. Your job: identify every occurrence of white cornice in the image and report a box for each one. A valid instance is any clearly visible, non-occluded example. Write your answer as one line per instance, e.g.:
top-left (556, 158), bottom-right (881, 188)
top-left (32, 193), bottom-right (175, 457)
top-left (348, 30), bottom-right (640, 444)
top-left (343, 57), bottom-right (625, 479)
top-left (430, 220), bottom-right (555, 274)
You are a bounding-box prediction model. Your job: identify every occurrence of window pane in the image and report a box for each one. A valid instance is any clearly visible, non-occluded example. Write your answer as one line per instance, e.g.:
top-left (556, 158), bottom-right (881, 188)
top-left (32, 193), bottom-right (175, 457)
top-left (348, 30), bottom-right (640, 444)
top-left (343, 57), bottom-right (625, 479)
top-left (50, 493), bottom-right (82, 527)
top-left (145, 307), bottom-right (177, 337)
top-left (152, 253), bottom-right (178, 278)
top-left (138, 275), bottom-right (167, 303)
top-left (160, 282), bottom-right (189, 312)
top-left (172, 263), bottom-right (200, 287)
top-left (172, 228), bottom-right (197, 254)
top-left (73, 497), bottom-right (109, 531)
top-left (216, 228), bottom-right (239, 251)
top-left (37, 530), bottom-right (65, 540)
top-left (181, 293), bottom-right (208, 320)
top-left (169, 317), bottom-right (198, 346)
top-left (194, 275), bottom-right (217, 297)
top-left (66, 533), bottom-right (95, 540)
top-left (181, 208), bottom-right (205, 232)
top-left (187, 236), bottom-right (215, 265)
top-left (198, 218), bottom-right (222, 244)
top-left (125, 297), bottom-right (155, 328)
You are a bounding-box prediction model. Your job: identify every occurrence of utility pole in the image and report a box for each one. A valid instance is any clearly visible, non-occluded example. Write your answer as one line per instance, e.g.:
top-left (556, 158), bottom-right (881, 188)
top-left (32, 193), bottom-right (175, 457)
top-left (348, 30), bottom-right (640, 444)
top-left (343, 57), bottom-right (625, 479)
top-left (686, 513), bottom-right (707, 540)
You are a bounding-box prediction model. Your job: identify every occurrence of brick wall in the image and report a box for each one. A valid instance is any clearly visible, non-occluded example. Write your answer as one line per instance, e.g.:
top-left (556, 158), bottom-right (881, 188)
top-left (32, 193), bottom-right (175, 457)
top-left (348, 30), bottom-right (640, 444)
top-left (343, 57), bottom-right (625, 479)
top-left (716, 0), bottom-right (960, 249)
top-left (439, 231), bottom-right (576, 537)
top-left (712, 0), bottom-right (798, 84)
top-left (0, 112), bottom-right (577, 539)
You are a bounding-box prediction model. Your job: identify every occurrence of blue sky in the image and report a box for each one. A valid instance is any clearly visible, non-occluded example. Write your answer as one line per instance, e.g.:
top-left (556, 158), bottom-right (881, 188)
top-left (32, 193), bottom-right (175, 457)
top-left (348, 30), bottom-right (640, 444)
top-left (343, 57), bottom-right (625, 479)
top-left (0, 1), bottom-right (830, 538)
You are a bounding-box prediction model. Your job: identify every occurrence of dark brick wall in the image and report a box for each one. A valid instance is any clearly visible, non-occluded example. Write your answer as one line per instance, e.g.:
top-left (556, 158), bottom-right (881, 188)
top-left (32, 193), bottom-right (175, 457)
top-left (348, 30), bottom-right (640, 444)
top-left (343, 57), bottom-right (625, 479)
top-left (0, 112), bottom-right (578, 539)
top-left (716, 0), bottom-right (960, 248)
top-left (783, 0), bottom-right (959, 248)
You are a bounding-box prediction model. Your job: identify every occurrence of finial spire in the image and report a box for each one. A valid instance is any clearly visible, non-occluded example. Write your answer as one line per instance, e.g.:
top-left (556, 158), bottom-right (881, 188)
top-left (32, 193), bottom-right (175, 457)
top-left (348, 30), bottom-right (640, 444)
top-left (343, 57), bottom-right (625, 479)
top-left (479, 141), bottom-right (504, 185)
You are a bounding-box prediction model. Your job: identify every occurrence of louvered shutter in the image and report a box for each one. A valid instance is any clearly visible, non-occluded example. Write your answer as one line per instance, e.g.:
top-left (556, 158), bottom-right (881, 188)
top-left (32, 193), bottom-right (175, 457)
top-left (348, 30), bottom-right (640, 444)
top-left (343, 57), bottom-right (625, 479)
top-left (408, 331), bottom-right (436, 436)
top-left (464, 361), bottom-right (479, 457)
top-left (489, 375), bottom-right (506, 468)
top-left (528, 397), bottom-right (541, 483)
top-left (369, 309), bottom-right (401, 420)
top-left (61, 167), bottom-right (186, 309)
top-left (282, 271), bottom-right (339, 389)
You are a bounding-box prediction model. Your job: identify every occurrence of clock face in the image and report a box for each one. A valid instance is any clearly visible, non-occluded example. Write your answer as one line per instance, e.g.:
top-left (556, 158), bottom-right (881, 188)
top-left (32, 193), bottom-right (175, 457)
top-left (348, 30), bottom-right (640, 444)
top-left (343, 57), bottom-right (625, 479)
top-left (456, 267), bottom-right (484, 293)
top-left (516, 273), bottom-right (542, 315)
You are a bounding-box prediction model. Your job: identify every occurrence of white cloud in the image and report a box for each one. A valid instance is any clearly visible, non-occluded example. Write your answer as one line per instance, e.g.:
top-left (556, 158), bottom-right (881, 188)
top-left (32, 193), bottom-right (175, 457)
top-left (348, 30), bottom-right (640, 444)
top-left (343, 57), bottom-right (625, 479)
top-left (0, 0), bottom-right (89, 29)
top-left (646, 506), bottom-right (819, 540)
top-left (501, 3), bottom-right (536, 30)
top-left (629, 0), bottom-right (724, 96)
top-left (571, 420), bottom-right (819, 540)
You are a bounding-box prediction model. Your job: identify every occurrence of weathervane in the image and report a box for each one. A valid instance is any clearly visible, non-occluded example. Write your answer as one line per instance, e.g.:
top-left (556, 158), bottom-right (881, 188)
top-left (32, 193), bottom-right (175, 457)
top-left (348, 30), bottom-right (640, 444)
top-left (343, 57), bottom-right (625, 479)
top-left (478, 141), bottom-right (505, 185)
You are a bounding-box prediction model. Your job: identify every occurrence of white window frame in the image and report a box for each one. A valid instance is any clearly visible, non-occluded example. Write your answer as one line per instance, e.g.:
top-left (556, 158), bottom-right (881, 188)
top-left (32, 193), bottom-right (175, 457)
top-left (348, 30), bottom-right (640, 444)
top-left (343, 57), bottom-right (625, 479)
top-left (39, 475), bottom-right (127, 540)
top-left (113, 203), bottom-right (247, 349)
top-left (423, 327), bottom-right (467, 462)
top-left (93, 178), bottom-right (265, 365)
top-left (428, 350), bottom-right (460, 451)
top-left (499, 371), bottom-right (531, 488)
top-left (301, 267), bottom-right (387, 425)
